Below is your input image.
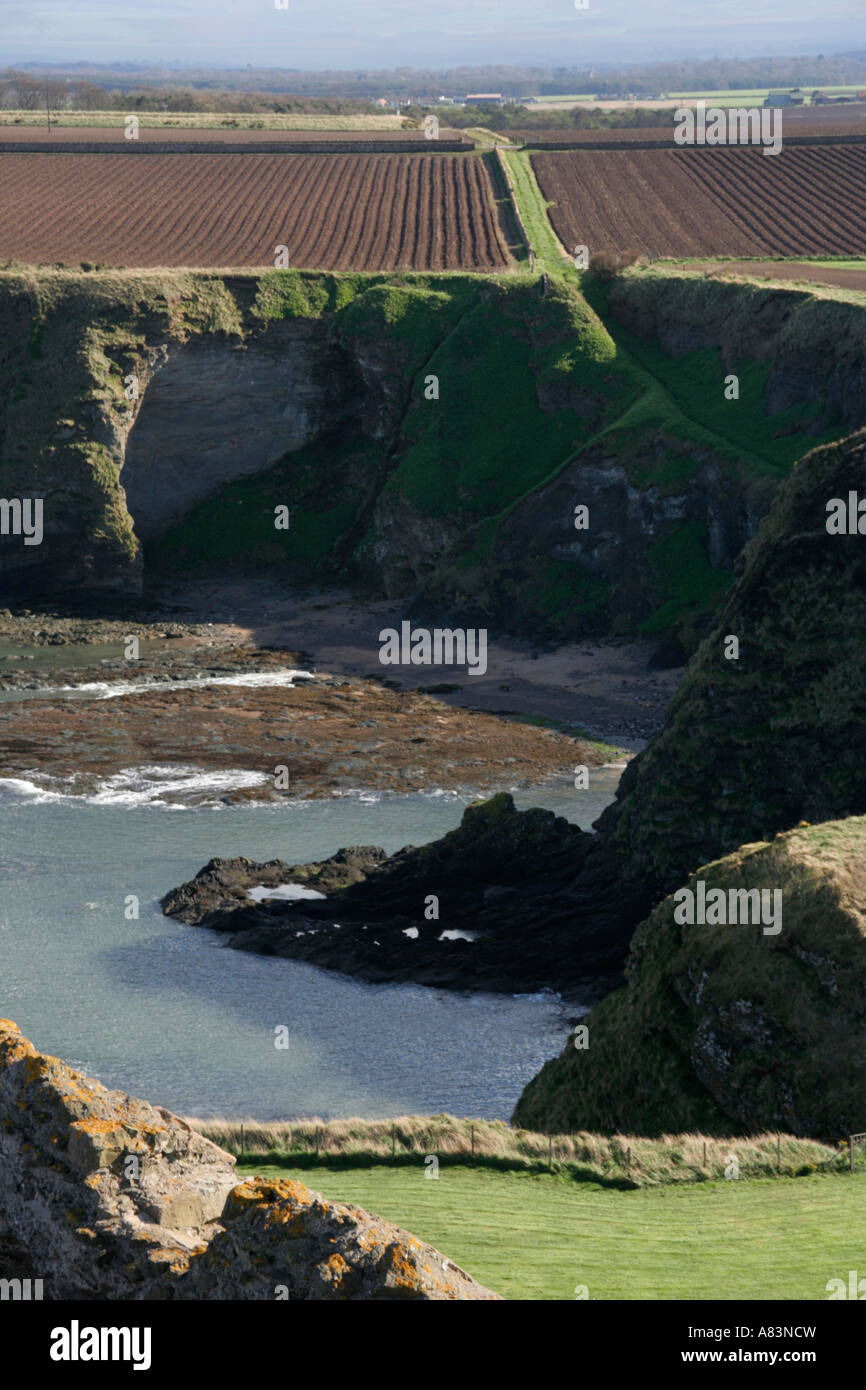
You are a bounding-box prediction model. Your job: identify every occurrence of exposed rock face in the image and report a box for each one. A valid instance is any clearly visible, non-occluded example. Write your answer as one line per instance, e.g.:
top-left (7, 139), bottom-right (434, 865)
top-left (600, 428), bottom-right (866, 892)
top-left (0, 1018), bottom-right (238, 1299)
top-left (178, 1178), bottom-right (501, 1301)
top-left (0, 1020), bottom-right (501, 1300)
top-left (6, 267), bottom-right (859, 644)
top-left (122, 324), bottom-right (364, 539)
top-left (513, 818), bottom-right (866, 1140)
top-left (490, 442), bottom-right (770, 639)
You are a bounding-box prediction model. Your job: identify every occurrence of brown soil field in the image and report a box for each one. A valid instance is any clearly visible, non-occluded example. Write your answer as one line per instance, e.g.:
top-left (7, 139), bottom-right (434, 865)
top-left (516, 103), bottom-right (866, 147)
top-left (0, 152), bottom-right (509, 270)
top-left (0, 124), bottom-right (470, 150)
top-left (519, 124), bottom-right (866, 149)
top-left (686, 260), bottom-right (866, 292)
top-left (532, 145), bottom-right (866, 256)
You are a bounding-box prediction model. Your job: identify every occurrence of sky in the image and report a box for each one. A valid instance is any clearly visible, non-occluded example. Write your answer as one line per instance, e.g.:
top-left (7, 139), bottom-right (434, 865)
top-left (2, 0), bottom-right (865, 71)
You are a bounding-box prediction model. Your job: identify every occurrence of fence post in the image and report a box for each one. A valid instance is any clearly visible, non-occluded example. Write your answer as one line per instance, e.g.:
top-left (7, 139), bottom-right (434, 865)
top-left (777, 1134), bottom-right (781, 1166)
top-left (851, 1135), bottom-right (855, 1174)
top-left (703, 1141), bottom-right (707, 1166)
top-left (391, 1124), bottom-right (396, 1158)
top-left (548, 1134), bottom-right (553, 1171)
top-left (626, 1145), bottom-right (631, 1171)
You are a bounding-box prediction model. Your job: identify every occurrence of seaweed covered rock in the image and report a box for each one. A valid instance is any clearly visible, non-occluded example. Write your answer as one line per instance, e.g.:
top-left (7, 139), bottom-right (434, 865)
top-left (178, 1177), bottom-right (501, 1301)
top-left (513, 818), bottom-right (866, 1139)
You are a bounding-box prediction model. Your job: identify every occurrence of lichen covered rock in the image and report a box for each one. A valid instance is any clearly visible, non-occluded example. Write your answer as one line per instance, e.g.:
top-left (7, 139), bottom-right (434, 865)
top-left (0, 1020), bottom-right (500, 1300)
top-left (178, 1177), bottom-right (501, 1301)
top-left (0, 1018), bottom-right (238, 1298)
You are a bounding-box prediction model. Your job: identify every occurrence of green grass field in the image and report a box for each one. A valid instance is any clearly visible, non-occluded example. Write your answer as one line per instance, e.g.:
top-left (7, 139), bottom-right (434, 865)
top-left (237, 1162), bottom-right (866, 1301)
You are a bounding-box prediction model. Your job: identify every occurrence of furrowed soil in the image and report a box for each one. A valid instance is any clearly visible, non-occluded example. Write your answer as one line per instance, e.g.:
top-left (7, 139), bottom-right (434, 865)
top-left (0, 125), bottom-right (471, 151)
top-left (532, 144), bottom-right (866, 255)
top-left (0, 152), bottom-right (509, 270)
top-left (682, 259), bottom-right (866, 292)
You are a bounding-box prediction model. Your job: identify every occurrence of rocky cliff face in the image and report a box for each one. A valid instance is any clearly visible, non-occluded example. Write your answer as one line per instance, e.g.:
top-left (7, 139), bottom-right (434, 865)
top-left (513, 817), bottom-right (866, 1140)
top-left (0, 271), bottom-right (422, 597)
top-left (122, 323), bottom-right (367, 539)
top-left (599, 427), bottom-right (866, 892)
top-left (0, 1019), bottom-right (499, 1300)
top-left (168, 428), bottom-right (866, 1003)
top-left (4, 268), bottom-right (859, 648)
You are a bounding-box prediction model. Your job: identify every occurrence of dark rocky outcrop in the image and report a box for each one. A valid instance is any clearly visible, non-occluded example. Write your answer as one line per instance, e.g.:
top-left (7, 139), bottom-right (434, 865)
top-left (600, 427), bottom-right (866, 891)
top-left (163, 429), bottom-right (866, 998)
top-left (513, 818), bottom-right (866, 1140)
top-left (162, 848), bottom-right (388, 923)
top-left (163, 793), bottom-right (646, 995)
top-left (0, 1020), bottom-right (500, 1300)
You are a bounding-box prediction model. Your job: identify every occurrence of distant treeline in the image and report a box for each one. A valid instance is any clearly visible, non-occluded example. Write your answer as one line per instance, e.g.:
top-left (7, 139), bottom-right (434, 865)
top-left (6, 53), bottom-right (866, 102)
top-left (0, 70), bottom-right (371, 114)
top-left (410, 105), bottom-right (677, 131)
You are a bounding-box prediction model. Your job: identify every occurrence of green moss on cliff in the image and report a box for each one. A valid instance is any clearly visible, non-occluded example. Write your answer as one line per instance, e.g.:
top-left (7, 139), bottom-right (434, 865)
top-left (1, 264), bottom-right (862, 635)
top-left (513, 818), bottom-right (866, 1140)
top-left (640, 521), bottom-right (733, 634)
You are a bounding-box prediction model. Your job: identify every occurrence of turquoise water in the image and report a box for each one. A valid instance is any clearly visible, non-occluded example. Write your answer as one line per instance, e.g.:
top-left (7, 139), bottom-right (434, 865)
top-left (0, 772), bottom-right (620, 1121)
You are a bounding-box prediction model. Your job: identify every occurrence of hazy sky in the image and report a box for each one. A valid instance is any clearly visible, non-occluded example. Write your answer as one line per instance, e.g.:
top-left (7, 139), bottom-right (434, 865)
top-left (3, 0), bottom-right (865, 70)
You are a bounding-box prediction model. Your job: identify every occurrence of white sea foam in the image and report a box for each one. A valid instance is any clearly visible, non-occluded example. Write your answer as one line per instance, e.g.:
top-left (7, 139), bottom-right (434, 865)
top-left (47, 669), bottom-right (316, 700)
top-left (247, 883), bottom-right (326, 903)
top-left (0, 764), bottom-right (270, 808)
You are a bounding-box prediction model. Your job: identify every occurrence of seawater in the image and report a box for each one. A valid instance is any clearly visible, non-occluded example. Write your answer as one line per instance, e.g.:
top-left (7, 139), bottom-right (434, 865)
top-left (0, 771), bottom-right (620, 1121)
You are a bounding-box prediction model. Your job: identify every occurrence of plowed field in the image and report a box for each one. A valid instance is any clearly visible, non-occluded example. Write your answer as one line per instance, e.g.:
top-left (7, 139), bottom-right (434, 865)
top-left (0, 124), bottom-right (470, 149)
top-left (0, 152), bottom-right (509, 270)
top-left (532, 145), bottom-right (866, 256)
